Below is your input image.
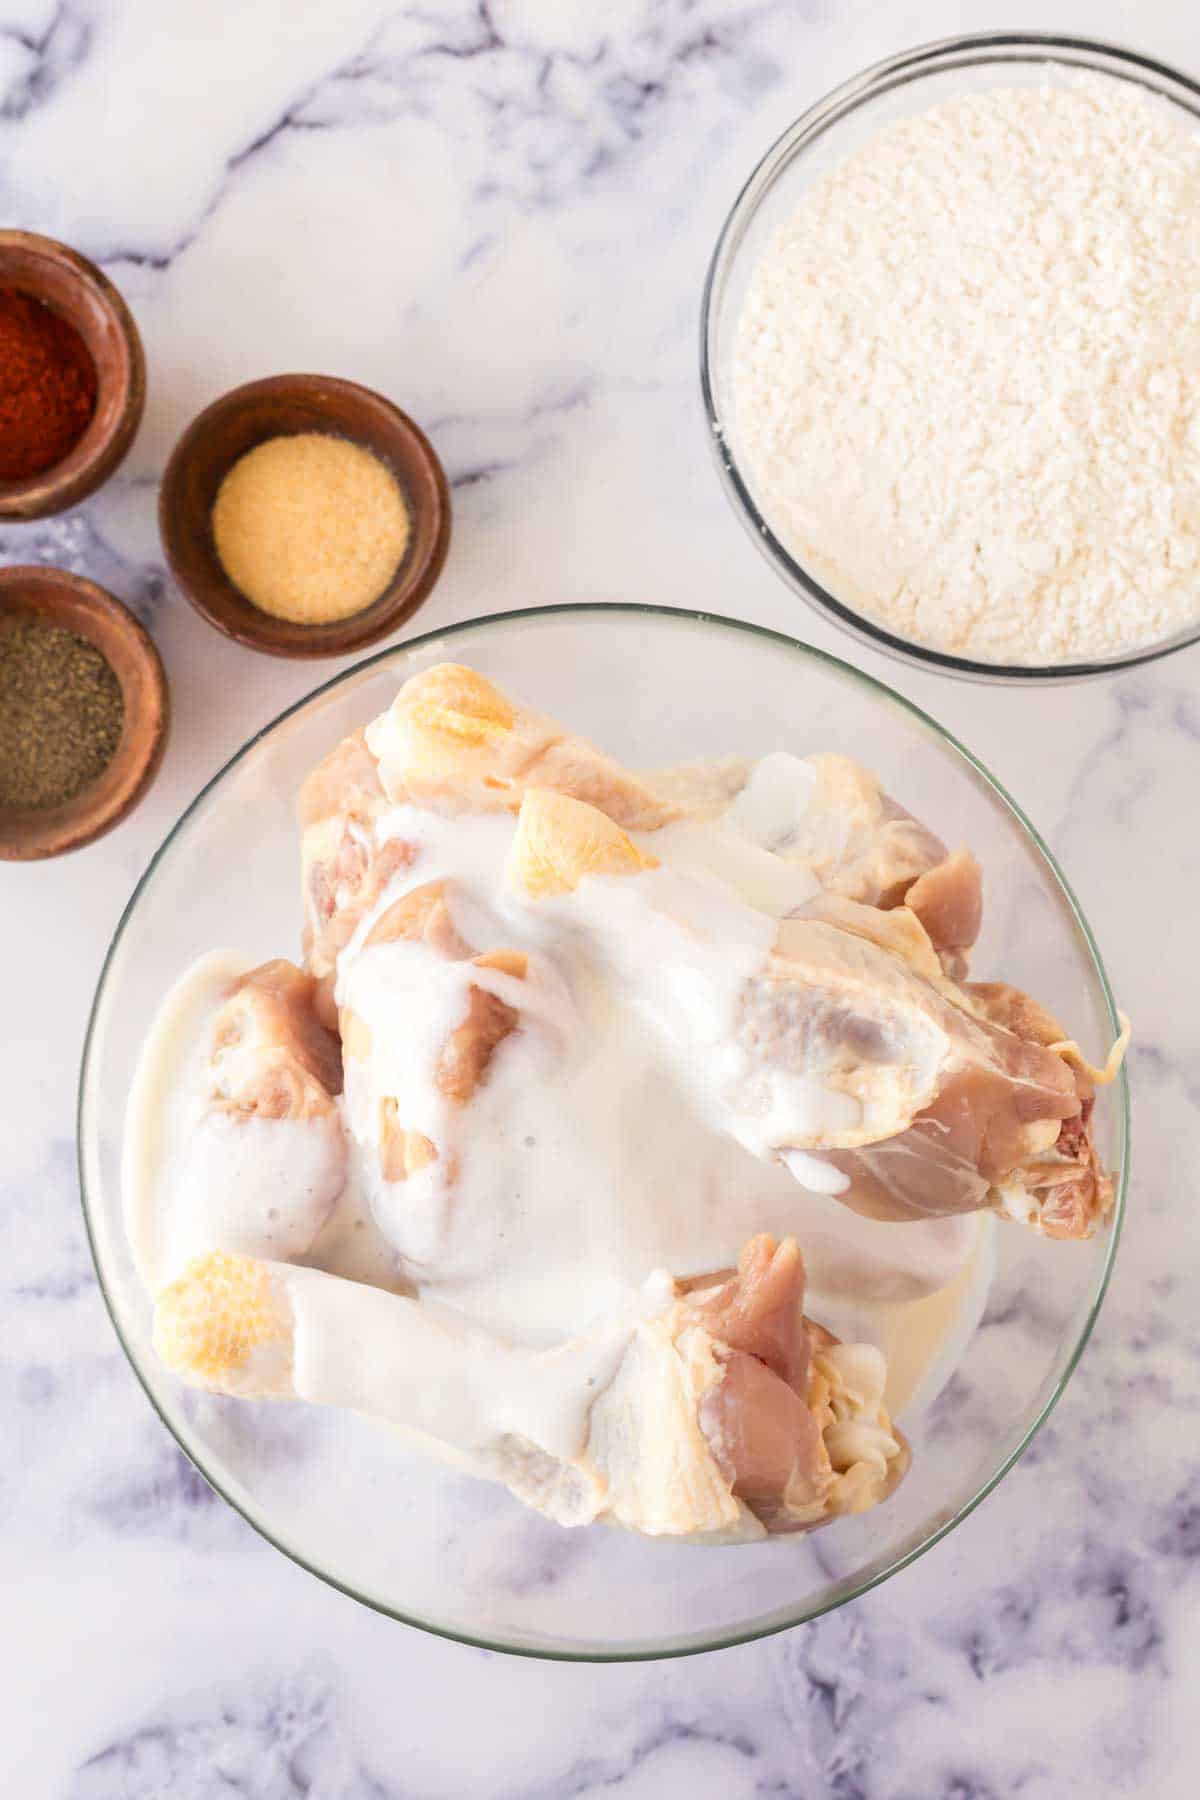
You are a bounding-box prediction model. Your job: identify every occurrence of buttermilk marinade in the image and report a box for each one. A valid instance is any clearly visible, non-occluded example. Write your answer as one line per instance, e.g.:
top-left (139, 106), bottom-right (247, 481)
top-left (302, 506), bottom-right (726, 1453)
top-left (123, 665), bottom-right (1123, 1542)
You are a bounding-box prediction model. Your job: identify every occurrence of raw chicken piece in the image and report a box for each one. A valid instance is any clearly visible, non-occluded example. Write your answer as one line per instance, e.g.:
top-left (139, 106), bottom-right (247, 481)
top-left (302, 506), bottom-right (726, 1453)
top-left (356, 948), bottom-right (526, 1188)
top-left (342, 881), bottom-right (524, 1124)
top-left (299, 663), bottom-right (674, 1020)
top-left (208, 960), bottom-right (343, 1120)
top-left (794, 890), bottom-right (946, 984)
top-left (298, 726), bottom-right (386, 831)
top-left (751, 916), bottom-right (1081, 1153)
top-left (646, 755), bottom-right (752, 819)
top-left (507, 790), bottom-right (1119, 1238)
top-left (298, 727), bottom-right (417, 996)
top-left (507, 784), bottom-right (659, 896)
top-left (905, 850), bottom-right (983, 983)
top-left (338, 877), bottom-right (538, 1258)
top-left (963, 982), bottom-right (1128, 1238)
top-left (164, 961), bottom-right (348, 1279)
top-left (152, 1245), bottom-right (618, 1526)
top-left (365, 662), bottom-right (677, 828)
top-left (151, 1234), bottom-right (907, 1540)
top-left (437, 952), bottom-right (527, 1104)
top-left (681, 1235), bottom-right (908, 1532)
top-left (727, 752), bottom-right (983, 977)
top-left (755, 927), bottom-right (1118, 1233)
top-left (363, 878), bottom-right (465, 951)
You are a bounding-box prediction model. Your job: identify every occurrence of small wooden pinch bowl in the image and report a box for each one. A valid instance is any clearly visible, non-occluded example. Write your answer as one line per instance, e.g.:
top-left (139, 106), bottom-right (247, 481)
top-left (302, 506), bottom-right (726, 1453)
top-left (0, 230), bottom-right (146, 520)
top-left (158, 374), bottom-right (452, 659)
top-left (0, 567), bottom-right (168, 861)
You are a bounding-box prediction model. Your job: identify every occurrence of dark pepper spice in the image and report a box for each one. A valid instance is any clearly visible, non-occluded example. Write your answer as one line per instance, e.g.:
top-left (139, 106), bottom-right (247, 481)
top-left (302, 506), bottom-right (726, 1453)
top-left (0, 617), bottom-right (124, 809)
top-left (0, 287), bottom-right (98, 481)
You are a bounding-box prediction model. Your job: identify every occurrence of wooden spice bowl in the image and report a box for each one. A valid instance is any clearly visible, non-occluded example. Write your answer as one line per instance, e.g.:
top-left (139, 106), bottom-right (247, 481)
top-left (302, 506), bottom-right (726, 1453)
top-left (0, 568), bottom-right (168, 861)
top-left (0, 231), bottom-right (146, 520)
top-left (158, 374), bottom-right (452, 659)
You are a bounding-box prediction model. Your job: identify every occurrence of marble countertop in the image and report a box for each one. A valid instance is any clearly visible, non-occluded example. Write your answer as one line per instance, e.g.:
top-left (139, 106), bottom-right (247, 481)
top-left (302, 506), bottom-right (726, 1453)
top-left (2, 1), bottom-right (1196, 1793)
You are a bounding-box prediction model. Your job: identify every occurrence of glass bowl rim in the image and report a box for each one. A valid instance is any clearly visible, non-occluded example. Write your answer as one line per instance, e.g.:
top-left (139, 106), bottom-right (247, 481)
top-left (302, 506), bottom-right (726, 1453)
top-left (700, 29), bottom-right (1200, 685)
top-left (77, 601), bottom-right (1130, 1660)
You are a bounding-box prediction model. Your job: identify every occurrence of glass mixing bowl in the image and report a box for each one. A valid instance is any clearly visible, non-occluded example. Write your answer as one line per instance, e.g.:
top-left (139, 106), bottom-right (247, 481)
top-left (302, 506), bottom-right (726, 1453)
top-left (701, 32), bottom-right (1200, 683)
top-left (78, 606), bottom-right (1128, 1658)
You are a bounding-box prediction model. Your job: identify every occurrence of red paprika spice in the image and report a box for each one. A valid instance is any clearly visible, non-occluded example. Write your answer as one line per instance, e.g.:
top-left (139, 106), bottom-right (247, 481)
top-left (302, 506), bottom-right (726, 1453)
top-left (0, 287), bottom-right (98, 481)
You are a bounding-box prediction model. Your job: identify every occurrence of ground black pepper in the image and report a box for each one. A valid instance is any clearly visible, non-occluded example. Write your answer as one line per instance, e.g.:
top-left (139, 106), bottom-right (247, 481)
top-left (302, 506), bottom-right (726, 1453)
top-left (0, 617), bottom-right (124, 809)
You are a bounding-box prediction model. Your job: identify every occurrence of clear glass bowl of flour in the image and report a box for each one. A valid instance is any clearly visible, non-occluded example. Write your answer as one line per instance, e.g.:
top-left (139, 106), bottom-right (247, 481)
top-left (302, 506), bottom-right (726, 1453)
top-left (702, 33), bottom-right (1200, 683)
top-left (79, 606), bottom-right (1128, 1658)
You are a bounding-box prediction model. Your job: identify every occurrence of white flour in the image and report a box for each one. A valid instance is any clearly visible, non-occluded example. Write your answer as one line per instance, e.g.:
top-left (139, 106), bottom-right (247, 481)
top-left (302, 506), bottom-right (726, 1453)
top-left (733, 74), bottom-right (1200, 664)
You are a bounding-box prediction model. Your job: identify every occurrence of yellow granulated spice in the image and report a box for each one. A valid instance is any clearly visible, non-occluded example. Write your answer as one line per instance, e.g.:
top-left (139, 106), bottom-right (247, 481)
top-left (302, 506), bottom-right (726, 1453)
top-left (212, 432), bottom-right (410, 625)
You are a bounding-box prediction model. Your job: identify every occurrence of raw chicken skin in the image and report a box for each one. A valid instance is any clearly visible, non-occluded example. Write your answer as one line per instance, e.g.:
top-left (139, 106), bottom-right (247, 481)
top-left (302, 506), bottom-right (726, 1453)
top-left (299, 728), bottom-right (416, 996)
top-left (366, 662), bottom-right (677, 828)
top-left (210, 960), bottom-right (343, 1120)
top-left (506, 788), bottom-right (1114, 1238)
top-left (659, 1234), bottom-right (907, 1534)
top-left (759, 920), bottom-right (1085, 1222)
top-left (152, 1233), bottom-right (908, 1540)
top-left (298, 726), bottom-right (385, 829)
top-left (963, 981), bottom-right (1120, 1238)
top-left (741, 920), bottom-right (1105, 1231)
top-left (160, 960), bottom-right (350, 1281)
top-left (905, 850), bottom-right (983, 981)
top-left (339, 876), bottom-right (535, 1245)
top-left (776, 753), bottom-right (949, 909)
top-left (728, 751), bottom-right (983, 977)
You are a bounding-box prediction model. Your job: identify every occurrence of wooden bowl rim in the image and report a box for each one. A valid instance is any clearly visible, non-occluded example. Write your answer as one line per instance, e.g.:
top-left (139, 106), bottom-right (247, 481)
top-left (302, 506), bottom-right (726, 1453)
top-left (0, 230), bottom-right (146, 521)
top-left (0, 566), bottom-right (169, 860)
top-left (158, 372), bottom-right (452, 661)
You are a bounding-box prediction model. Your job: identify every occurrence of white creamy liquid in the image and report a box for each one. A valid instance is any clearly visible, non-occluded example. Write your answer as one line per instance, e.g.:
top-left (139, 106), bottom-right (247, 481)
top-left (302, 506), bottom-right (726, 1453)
top-left (333, 798), bottom-right (982, 1345)
top-left (123, 949), bottom-right (399, 1297)
top-left (124, 753), bottom-right (995, 1472)
top-left (286, 1269), bottom-right (633, 1468)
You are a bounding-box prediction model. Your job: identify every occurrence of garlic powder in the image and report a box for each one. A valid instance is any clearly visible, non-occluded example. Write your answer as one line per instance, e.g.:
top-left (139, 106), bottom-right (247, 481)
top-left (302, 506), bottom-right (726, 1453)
top-left (213, 433), bottom-right (410, 626)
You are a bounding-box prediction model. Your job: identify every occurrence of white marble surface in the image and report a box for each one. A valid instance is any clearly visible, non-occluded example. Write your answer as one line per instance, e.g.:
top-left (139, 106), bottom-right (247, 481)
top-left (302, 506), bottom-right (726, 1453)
top-left (1, 0), bottom-right (1197, 1792)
